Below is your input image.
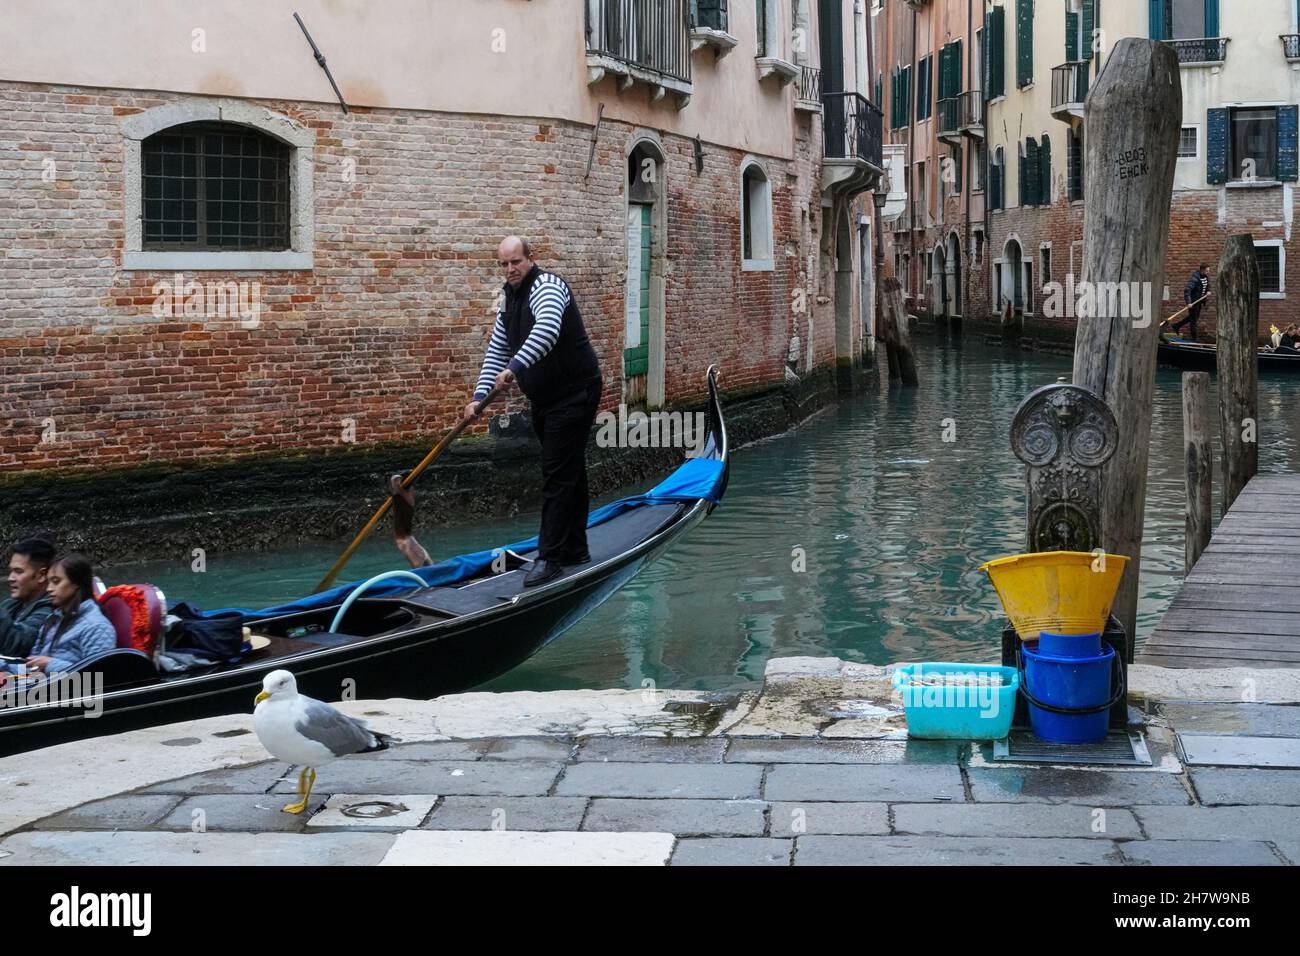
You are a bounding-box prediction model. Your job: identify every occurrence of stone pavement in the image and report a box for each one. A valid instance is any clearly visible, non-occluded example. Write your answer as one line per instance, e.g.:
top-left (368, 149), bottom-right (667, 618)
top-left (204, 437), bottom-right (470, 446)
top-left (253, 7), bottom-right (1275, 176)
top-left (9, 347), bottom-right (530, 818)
top-left (1, 657), bottom-right (1298, 865)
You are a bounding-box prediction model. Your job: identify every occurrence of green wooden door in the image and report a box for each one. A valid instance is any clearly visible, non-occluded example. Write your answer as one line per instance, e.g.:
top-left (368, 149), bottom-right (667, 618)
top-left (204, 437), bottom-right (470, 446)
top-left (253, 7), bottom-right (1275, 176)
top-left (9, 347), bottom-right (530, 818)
top-left (624, 203), bottom-right (651, 377)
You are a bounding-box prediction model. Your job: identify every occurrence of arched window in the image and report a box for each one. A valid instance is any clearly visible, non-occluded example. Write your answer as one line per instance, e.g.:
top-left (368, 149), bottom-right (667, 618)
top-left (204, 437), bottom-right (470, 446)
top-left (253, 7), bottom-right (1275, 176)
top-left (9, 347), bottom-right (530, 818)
top-left (741, 161), bottom-right (773, 270)
top-left (142, 122), bottom-right (290, 250)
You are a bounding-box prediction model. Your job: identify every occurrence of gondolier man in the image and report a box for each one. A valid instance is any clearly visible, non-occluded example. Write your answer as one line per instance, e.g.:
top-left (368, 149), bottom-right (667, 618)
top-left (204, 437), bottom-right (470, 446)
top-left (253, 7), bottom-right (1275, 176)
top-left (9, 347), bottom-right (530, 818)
top-left (1169, 262), bottom-right (1210, 342)
top-left (465, 236), bottom-right (603, 587)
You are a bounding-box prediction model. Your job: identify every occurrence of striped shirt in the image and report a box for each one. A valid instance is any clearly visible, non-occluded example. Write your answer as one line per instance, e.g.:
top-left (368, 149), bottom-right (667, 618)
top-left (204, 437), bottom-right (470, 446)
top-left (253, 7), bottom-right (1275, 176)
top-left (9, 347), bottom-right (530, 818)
top-left (473, 272), bottom-right (572, 401)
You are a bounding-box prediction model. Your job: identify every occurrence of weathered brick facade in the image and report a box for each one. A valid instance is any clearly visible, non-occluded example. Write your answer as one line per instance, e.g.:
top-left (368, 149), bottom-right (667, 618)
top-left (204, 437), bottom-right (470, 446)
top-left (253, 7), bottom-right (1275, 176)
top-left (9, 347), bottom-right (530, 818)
top-left (0, 82), bottom-right (848, 478)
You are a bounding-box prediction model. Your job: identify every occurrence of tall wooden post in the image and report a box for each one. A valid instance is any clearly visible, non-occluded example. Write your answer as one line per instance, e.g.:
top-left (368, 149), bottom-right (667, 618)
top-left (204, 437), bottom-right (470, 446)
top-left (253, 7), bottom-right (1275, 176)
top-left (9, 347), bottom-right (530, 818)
top-left (1071, 38), bottom-right (1182, 639)
top-left (1182, 371), bottom-right (1212, 573)
top-left (1216, 234), bottom-right (1260, 516)
top-left (879, 277), bottom-right (918, 385)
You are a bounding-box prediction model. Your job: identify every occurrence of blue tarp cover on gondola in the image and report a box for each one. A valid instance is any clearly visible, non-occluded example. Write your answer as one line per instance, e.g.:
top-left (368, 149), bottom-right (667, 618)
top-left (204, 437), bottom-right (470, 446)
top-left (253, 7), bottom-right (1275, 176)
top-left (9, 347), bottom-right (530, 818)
top-left (199, 457), bottom-right (726, 622)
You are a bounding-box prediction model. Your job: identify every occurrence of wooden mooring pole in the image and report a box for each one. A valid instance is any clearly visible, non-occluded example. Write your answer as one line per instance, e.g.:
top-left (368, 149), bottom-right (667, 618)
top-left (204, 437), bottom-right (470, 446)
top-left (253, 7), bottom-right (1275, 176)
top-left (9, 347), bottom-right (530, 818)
top-left (879, 277), bottom-right (919, 386)
top-left (1216, 234), bottom-right (1260, 517)
top-left (1071, 38), bottom-right (1182, 639)
top-left (1182, 371), bottom-right (1212, 573)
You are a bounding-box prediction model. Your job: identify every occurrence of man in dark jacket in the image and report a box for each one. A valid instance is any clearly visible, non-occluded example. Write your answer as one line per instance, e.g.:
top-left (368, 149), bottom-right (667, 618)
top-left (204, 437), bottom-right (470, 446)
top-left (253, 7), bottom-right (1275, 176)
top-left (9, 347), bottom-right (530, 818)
top-left (1170, 263), bottom-right (1210, 341)
top-left (465, 237), bottom-right (603, 587)
top-left (0, 538), bottom-right (56, 658)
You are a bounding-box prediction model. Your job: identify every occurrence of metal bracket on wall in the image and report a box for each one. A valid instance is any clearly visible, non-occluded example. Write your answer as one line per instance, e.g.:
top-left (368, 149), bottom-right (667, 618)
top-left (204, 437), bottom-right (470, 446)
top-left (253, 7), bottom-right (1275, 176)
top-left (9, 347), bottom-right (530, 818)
top-left (584, 103), bottom-right (605, 180)
top-left (294, 12), bottom-right (349, 115)
top-left (694, 135), bottom-right (705, 174)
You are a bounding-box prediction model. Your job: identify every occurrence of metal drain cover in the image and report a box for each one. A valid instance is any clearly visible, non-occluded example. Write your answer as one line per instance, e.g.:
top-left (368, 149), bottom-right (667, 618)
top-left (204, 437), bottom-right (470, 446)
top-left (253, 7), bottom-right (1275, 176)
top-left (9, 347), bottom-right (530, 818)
top-left (993, 730), bottom-right (1151, 766)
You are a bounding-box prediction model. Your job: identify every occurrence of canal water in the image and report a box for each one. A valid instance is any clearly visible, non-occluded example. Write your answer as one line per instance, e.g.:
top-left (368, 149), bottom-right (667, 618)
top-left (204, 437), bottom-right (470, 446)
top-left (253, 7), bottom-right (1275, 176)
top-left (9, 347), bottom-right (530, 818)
top-left (126, 337), bottom-right (1300, 694)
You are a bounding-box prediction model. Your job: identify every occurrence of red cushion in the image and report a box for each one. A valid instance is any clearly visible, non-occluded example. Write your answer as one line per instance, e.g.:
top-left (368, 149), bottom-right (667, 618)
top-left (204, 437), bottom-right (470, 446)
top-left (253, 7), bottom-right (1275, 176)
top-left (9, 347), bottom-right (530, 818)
top-left (97, 585), bottom-right (164, 656)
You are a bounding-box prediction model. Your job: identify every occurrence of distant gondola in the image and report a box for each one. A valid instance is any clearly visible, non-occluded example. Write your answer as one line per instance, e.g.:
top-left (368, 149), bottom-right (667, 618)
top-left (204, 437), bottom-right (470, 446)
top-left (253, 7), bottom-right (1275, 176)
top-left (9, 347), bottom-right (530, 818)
top-left (1157, 332), bottom-right (1300, 373)
top-left (0, 368), bottom-right (730, 755)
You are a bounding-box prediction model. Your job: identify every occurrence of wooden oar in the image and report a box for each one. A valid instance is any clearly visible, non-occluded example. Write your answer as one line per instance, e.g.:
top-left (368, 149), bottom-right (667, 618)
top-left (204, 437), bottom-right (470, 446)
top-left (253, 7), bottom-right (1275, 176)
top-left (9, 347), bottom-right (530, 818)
top-left (1162, 292), bottom-right (1209, 326)
top-left (311, 383), bottom-right (507, 594)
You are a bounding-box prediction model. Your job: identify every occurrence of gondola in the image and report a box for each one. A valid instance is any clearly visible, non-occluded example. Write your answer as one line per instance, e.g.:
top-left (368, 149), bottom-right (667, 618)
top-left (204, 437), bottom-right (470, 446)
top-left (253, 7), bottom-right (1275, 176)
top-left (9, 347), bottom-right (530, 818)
top-left (0, 368), bottom-right (729, 755)
top-left (1157, 332), bottom-right (1300, 373)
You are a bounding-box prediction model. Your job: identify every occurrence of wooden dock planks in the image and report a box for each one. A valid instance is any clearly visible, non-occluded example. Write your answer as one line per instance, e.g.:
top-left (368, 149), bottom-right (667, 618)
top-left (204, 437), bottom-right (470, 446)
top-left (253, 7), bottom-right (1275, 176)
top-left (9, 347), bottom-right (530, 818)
top-left (1141, 474), bottom-right (1300, 668)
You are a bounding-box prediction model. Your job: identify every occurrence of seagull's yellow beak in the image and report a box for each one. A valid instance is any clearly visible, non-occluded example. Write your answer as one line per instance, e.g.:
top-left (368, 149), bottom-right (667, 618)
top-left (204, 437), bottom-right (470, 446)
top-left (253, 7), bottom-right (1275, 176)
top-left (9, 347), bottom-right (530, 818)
top-left (254, 690), bottom-right (270, 707)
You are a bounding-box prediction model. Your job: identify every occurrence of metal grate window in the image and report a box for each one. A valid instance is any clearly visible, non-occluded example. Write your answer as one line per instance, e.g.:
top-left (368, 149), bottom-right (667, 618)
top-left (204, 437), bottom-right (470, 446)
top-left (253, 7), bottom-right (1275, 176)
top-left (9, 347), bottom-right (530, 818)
top-left (1256, 245), bottom-right (1281, 294)
top-left (142, 122), bottom-right (290, 250)
top-left (1179, 126), bottom-right (1198, 158)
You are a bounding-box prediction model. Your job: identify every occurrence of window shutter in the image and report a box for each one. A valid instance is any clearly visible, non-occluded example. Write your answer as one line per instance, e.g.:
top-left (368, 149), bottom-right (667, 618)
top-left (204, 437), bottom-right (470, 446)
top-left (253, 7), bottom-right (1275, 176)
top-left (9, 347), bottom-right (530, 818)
top-left (1082, 0), bottom-right (1096, 59)
top-left (919, 57), bottom-right (931, 120)
top-left (1279, 105), bottom-right (1299, 182)
top-left (1206, 107), bottom-right (1229, 184)
top-left (1039, 135), bottom-right (1052, 205)
top-left (891, 68), bottom-right (899, 127)
top-left (1066, 11), bottom-right (1079, 62)
top-left (951, 40), bottom-right (963, 95)
top-left (1148, 0), bottom-right (1164, 40)
top-left (1025, 138), bottom-right (1040, 206)
top-left (903, 65), bottom-right (912, 125)
top-left (989, 6), bottom-right (1005, 98)
top-left (1204, 0), bottom-right (1219, 39)
top-left (1018, 149), bottom-right (1025, 206)
top-left (875, 75), bottom-right (882, 109)
top-left (1016, 0), bottom-right (1035, 88)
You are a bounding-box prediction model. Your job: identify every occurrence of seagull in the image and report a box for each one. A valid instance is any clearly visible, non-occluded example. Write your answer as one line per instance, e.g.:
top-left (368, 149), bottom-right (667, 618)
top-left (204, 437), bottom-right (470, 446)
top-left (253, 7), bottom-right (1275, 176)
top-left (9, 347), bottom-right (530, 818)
top-left (253, 669), bottom-right (391, 814)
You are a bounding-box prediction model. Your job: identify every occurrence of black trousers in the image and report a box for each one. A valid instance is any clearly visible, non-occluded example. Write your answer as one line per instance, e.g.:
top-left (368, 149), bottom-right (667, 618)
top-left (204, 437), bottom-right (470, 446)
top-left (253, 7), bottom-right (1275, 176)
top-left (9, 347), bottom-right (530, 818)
top-left (531, 381), bottom-right (602, 562)
top-left (1171, 303), bottom-right (1201, 340)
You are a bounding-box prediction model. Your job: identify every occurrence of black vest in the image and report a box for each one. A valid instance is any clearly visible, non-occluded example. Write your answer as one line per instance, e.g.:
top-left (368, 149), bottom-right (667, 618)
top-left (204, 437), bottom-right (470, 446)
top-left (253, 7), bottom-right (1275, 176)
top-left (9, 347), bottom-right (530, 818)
top-left (503, 265), bottom-right (601, 407)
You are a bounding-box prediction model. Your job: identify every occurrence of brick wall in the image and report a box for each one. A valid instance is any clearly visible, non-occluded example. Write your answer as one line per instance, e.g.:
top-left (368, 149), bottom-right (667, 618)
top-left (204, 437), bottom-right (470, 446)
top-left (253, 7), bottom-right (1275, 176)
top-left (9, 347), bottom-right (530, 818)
top-left (0, 82), bottom-right (833, 478)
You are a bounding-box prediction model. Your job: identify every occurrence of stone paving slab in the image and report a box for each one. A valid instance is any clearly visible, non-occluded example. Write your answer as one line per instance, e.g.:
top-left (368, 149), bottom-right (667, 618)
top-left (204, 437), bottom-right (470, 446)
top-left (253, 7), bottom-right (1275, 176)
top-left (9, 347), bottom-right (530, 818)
top-left (421, 797), bottom-right (589, 831)
top-left (725, 737), bottom-right (960, 764)
top-left (1189, 768), bottom-right (1300, 806)
top-left (33, 795), bottom-right (182, 831)
top-left (1154, 702), bottom-right (1300, 738)
top-left (966, 768), bottom-right (1192, 805)
top-left (1119, 840), bottom-right (1285, 866)
top-left (380, 830), bottom-right (673, 865)
top-left (763, 763), bottom-right (964, 802)
top-left (1179, 733), bottom-right (1300, 768)
top-left (893, 804), bottom-right (1141, 840)
top-left (574, 736), bottom-right (728, 763)
top-left (670, 838), bottom-right (793, 866)
top-left (157, 794), bottom-right (311, 833)
top-left (482, 737), bottom-right (576, 761)
top-left (270, 759), bottom-right (562, 797)
top-left (1132, 805), bottom-right (1300, 841)
top-left (142, 761), bottom-right (290, 795)
top-left (792, 836), bottom-right (1124, 866)
top-left (0, 831), bottom-right (396, 866)
top-left (308, 795), bottom-right (439, 830)
top-left (768, 802), bottom-right (889, 836)
top-left (359, 741), bottom-right (489, 762)
top-left (554, 762), bottom-right (762, 799)
top-left (583, 799), bottom-right (767, 837)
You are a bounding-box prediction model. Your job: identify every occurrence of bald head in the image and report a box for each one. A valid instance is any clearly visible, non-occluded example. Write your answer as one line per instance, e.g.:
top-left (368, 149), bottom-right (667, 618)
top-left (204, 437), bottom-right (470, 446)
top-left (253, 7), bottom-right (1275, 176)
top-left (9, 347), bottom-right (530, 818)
top-left (498, 236), bottom-right (535, 288)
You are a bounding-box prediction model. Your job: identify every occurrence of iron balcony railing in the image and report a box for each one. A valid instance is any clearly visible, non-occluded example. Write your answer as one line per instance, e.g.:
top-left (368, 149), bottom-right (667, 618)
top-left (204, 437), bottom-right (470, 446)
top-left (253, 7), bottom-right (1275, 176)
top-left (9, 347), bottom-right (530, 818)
top-left (690, 0), bottom-right (728, 32)
top-left (1167, 37), bottom-right (1229, 64)
top-left (937, 96), bottom-right (961, 136)
top-left (1282, 34), bottom-right (1300, 59)
top-left (587, 0), bottom-right (693, 84)
top-left (822, 92), bottom-right (883, 169)
top-left (1051, 60), bottom-right (1090, 110)
top-left (798, 65), bottom-right (822, 102)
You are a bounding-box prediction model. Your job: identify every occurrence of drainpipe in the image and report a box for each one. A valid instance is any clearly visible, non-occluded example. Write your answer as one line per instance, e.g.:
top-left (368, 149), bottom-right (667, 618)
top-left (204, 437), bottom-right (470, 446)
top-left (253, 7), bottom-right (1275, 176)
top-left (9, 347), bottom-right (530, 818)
top-left (909, 5), bottom-right (917, 308)
top-left (964, 0), bottom-right (972, 325)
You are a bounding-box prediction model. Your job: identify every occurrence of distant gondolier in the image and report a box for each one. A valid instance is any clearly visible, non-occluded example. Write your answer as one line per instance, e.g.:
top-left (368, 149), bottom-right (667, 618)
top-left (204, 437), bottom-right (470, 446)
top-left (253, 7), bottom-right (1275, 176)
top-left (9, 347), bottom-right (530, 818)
top-left (465, 237), bottom-right (603, 587)
top-left (1169, 262), bottom-right (1210, 342)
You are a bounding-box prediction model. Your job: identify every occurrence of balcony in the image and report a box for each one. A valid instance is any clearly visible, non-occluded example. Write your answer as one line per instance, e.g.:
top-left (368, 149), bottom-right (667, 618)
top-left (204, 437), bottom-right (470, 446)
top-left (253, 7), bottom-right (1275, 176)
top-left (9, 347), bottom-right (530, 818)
top-left (795, 66), bottom-right (822, 113)
top-left (937, 96), bottom-right (962, 145)
top-left (586, 0), bottom-right (693, 108)
top-left (689, 0), bottom-right (737, 57)
top-left (1167, 37), bottom-right (1229, 65)
top-left (821, 92), bottom-right (884, 198)
top-left (1050, 61), bottom-right (1090, 123)
top-left (911, 199), bottom-right (927, 231)
top-left (1282, 34), bottom-right (1300, 61)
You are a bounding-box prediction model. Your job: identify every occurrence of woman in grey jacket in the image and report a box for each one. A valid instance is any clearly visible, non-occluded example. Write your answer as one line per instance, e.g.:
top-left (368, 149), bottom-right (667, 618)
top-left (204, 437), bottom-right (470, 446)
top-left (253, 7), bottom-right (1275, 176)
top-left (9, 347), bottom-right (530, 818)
top-left (25, 554), bottom-right (117, 676)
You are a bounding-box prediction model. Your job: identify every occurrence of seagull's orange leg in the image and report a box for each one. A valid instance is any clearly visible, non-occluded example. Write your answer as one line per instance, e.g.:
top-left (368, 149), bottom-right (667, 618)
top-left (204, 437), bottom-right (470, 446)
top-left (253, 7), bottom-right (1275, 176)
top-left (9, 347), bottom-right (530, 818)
top-left (282, 766), bottom-right (312, 814)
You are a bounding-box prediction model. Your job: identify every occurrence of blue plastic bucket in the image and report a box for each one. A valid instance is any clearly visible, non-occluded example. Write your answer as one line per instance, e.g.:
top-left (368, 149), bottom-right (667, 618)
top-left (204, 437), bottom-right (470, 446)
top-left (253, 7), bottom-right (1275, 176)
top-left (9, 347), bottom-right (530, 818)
top-left (1021, 643), bottom-right (1116, 744)
top-left (1037, 631), bottom-right (1102, 658)
top-left (893, 662), bottom-right (1018, 740)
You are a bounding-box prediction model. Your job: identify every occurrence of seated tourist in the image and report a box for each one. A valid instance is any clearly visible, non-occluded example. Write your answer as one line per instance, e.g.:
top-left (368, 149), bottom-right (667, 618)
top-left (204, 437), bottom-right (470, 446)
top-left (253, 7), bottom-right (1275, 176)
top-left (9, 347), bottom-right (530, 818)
top-left (0, 538), bottom-right (56, 659)
top-left (1279, 325), bottom-right (1299, 354)
top-left (23, 553), bottom-right (117, 676)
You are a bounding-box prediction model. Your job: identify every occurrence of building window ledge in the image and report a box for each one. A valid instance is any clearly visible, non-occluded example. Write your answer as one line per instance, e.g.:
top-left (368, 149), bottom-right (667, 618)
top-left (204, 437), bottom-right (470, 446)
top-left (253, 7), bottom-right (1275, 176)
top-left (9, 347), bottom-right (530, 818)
top-left (123, 251), bottom-right (313, 272)
top-left (691, 27), bottom-right (738, 57)
top-left (756, 56), bottom-right (800, 87)
top-left (1261, 292), bottom-right (1287, 300)
top-left (586, 55), bottom-right (693, 108)
top-left (1225, 179), bottom-right (1282, 189)
top-left (742, 257), bottom-right (775, 272)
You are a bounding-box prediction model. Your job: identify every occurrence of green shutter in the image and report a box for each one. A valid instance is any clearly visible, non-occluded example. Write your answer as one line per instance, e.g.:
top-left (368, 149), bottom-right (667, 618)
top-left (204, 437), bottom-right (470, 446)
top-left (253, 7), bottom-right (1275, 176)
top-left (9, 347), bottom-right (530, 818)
top-left (952, 40), bottom-right (963, 95)
top-left (988, 6), bottom-right (1006, 98)
top-left (623, 204), bottom-right (650, 377)
top-left (1082, 0), bottom-right (1096, 59)
top-left (1206, 107), bottom-right (1229, 184)
top-left (1204, 0), bottom-right (1219, 39)
top-left (902, 65), bottom-right (912, 125)
top-left (918, 56), bottom-right (931, 121)
top-left (1149, 0), bottom-right (1164, 40)
top-left (1039, 135), bottom-right (1052, 205)
top-left (1016, 0), bottom-right (1035, 89)
top-left (1025, 138), bottom-right (1040, 206)
top-left (890, 68), bottom-right (899, 127)
top-left (1279, 105), bottom-right (1299, 182)
top-left (1066, 11), bottom-right (1079, 61)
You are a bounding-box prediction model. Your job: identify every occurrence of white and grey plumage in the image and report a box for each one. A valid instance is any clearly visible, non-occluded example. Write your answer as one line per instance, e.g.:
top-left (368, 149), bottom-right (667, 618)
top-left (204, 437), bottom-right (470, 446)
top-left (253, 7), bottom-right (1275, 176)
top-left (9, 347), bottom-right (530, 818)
top-left (253, 669), bottom-right (390, 814)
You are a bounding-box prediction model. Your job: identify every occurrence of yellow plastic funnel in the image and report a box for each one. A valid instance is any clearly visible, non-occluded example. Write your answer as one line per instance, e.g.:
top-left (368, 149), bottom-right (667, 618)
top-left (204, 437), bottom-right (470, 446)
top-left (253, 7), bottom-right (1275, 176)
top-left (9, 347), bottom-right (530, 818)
top-left (979, 551), bottom-right (1129, 640)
